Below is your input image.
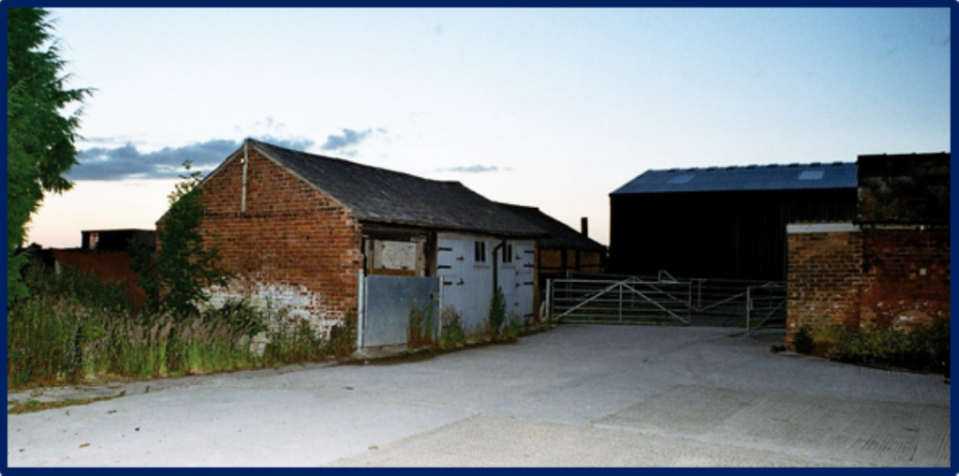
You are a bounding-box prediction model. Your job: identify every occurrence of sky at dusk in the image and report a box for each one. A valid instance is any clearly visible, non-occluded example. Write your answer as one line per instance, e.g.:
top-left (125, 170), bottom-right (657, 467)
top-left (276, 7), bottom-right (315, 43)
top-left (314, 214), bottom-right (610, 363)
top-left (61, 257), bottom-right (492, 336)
top-left (26, 7), bottom-right (951, 248)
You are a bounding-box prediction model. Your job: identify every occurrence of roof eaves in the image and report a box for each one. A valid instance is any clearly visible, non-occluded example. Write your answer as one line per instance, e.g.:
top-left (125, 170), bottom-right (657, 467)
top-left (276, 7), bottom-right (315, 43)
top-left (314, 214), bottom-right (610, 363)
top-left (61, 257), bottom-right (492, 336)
top-left (366, 218), bottom-right (546, 238)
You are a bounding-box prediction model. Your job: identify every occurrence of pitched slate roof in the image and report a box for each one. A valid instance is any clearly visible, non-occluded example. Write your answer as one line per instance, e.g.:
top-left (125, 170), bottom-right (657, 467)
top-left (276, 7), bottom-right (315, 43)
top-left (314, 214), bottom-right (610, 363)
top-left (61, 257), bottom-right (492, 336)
top-left (245, 140), bottom-right (544, 237)
top-left (498, 203), bottom-right (606, 252)
top-left (611, 162), bottom-right (857, 195)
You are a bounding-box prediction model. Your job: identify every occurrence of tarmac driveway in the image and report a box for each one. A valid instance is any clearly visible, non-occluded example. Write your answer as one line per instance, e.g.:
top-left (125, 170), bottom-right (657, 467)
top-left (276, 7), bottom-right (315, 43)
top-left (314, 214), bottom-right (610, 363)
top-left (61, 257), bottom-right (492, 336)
top-left (7, 325), bottom-right (951, 467)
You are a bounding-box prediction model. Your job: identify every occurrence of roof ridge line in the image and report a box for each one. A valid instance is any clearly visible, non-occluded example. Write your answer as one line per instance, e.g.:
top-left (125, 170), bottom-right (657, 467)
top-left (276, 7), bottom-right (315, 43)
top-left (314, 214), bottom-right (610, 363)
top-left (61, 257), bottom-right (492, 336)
top-left (659, 161), bottom-right (856, 173)
top-left (249, 138), bottom-right (463, 187)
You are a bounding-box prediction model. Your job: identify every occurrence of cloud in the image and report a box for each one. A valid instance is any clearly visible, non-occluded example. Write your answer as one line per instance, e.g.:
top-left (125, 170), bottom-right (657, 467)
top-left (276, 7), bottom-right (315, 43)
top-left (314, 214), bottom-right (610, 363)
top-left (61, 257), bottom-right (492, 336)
top-left (320, 128), bottom-right (372, 151)
top-left (438, 165), bottom-right (504, 174)
top-left (66, 136), bottom-right (315, 181)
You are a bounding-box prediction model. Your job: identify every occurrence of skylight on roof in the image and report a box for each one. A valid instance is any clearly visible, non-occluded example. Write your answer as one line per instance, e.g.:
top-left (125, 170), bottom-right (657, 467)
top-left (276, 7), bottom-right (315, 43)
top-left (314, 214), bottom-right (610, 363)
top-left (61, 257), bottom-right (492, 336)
top-left (667, 174), bottom-right (694, 185)
top-left (798, 170), bottom-right (825, 180)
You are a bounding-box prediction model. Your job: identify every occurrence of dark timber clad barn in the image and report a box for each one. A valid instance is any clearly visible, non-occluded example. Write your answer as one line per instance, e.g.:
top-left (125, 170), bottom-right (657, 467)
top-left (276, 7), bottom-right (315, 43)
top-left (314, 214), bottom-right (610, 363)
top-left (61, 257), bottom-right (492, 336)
top-left (609, 162), bottom-right (858, 281)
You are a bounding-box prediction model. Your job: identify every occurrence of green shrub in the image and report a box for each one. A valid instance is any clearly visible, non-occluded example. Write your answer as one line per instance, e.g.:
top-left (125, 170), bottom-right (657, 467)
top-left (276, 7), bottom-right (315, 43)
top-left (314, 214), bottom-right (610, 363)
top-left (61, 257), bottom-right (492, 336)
top-left (438, 307), bottom-right (465, 349)
top-left (827, 320), bottom-right (950, 373)
top-left (488, 287), bottom-right (507, 336)
top-left (324, 317), bottom-right (357, 359)
top-left (792, 326), bottom-right (814, 354)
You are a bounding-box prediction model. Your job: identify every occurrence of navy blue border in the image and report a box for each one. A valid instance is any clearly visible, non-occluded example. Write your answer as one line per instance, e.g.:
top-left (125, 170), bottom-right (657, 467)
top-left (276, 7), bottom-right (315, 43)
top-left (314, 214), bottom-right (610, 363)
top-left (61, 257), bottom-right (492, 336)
top-left (2, 1), bottom-right (955, 474)
top-left (0, 0), bottom-right (956, 6)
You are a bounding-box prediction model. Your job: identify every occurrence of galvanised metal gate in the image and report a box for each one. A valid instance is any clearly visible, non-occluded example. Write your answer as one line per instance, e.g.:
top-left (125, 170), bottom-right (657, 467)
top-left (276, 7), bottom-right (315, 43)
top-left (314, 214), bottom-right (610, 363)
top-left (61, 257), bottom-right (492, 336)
top-left (547, 272), bottom-right (786, 330)
top-left (745, 283), bottom-right (787, 335)
top-left (358, 275), bottom-right (440, 348)
top-left (547, 272), bottom-right (692, 325)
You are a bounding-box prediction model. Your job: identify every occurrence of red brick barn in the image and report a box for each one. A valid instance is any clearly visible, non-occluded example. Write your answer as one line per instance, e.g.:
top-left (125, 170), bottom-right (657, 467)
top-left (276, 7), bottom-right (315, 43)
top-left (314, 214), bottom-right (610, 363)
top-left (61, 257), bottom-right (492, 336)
top-left (193, 139), bottom-right (543, 346)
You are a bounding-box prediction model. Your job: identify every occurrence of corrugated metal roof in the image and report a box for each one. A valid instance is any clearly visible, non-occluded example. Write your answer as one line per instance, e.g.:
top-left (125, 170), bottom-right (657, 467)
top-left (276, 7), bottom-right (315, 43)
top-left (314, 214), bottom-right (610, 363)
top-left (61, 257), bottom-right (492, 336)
top-left (249, 140), bottom-right (545, 237)
top-left (611, 162), bottom-right (858, 195)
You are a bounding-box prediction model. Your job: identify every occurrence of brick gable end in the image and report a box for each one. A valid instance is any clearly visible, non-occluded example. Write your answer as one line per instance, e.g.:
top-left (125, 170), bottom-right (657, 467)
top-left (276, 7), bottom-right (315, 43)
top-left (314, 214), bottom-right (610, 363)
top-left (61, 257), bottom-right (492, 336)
top-left (198, 147), bottom-right (363, 335)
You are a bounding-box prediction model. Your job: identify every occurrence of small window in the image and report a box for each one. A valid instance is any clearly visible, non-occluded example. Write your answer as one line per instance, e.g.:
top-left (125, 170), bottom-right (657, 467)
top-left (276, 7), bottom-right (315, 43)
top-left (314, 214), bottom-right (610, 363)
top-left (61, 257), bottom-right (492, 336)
top-left (502, 243), bottom-right (513, 263)
top-left (474, 241), bottom-right (487, 263)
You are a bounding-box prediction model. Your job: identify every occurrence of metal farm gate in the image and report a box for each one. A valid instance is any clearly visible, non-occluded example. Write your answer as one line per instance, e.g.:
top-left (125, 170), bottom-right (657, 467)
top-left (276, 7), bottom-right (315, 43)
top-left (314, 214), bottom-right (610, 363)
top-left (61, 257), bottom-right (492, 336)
top-left (547, 272), bottom-right (786, 333)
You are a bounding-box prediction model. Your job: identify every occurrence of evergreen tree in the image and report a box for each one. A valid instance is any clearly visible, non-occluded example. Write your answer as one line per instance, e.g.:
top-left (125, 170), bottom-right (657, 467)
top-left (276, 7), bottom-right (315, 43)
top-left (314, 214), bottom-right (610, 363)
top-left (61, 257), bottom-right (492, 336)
top-left (8, 8), bottom-right (91, 302)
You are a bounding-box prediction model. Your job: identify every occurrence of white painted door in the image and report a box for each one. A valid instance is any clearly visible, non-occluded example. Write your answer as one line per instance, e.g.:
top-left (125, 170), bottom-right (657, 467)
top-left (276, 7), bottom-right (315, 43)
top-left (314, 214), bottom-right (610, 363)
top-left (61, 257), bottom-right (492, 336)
top-left (499, 239), bottom-right (536, 324)
top-left (436, 233), bottom-right (493, 332)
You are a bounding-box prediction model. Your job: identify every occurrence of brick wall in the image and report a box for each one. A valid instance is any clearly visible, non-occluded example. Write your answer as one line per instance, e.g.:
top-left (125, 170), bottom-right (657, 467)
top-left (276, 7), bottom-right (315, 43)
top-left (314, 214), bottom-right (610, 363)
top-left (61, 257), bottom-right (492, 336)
top-left (860, 228), bottom-right (950, 330)
top-left (786, 224), bottom-right (863, 345)
top-left (197, 145), bottom-right (364, 336)
top-left (786, 223), bottom-right (950, 346)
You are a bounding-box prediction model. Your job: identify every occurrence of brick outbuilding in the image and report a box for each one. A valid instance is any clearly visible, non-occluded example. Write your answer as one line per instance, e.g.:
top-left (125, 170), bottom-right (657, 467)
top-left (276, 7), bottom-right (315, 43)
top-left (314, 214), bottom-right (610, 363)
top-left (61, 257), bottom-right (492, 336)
top-left (191, 139), bottom-right (544, 343)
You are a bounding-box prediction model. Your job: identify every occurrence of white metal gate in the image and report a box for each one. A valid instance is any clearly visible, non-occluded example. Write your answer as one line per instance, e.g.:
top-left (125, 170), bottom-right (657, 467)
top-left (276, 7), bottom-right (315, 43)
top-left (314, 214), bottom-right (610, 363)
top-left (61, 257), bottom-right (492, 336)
top-left (548, 272), bottom-right (786, 329)
top-left (547, 275), bottom-right (692, 325)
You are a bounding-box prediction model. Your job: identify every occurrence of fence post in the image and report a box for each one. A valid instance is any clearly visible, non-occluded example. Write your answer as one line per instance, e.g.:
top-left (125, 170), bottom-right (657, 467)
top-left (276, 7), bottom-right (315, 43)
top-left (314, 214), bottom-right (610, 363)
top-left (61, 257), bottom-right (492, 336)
top-left (356, 271), bottom-right (366, 350)
top-left (618, 283), bottom-right (623, 322)
top-left (746, 286), bottom-right (752, 335)
top-left (697, 280), bottom-right (703, 310)
top-left (545, 278), bottom-right (553, 325)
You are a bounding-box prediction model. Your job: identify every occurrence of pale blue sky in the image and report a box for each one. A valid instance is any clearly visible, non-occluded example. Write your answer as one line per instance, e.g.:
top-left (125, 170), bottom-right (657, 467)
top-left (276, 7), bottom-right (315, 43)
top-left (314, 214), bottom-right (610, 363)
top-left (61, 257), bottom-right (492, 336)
top-left (28, 7), bottom-right (951, 247)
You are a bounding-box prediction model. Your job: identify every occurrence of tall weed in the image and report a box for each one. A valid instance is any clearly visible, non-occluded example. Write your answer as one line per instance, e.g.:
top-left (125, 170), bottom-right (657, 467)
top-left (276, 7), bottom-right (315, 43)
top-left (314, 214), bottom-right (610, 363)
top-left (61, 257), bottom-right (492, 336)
top-left (8, 262), bottom-right (354, 388)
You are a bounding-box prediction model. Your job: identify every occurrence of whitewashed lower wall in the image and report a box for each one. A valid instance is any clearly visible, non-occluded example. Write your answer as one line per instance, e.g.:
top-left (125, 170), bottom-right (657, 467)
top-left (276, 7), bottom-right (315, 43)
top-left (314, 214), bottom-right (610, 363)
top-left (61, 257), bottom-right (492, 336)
top-left (205, 279), bottom-right (343, 339)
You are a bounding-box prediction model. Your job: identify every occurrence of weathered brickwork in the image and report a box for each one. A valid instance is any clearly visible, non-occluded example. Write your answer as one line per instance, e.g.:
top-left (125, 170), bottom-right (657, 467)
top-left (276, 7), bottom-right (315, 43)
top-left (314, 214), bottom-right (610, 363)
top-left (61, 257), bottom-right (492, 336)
top-left (860, 229), bottom-right (950, 330)
top-left (787, 224), bottom-right (950, 346)
top-left (197, 147), bottom-right (363, 336)
top-left (787, 228), bottom-right (863, 344)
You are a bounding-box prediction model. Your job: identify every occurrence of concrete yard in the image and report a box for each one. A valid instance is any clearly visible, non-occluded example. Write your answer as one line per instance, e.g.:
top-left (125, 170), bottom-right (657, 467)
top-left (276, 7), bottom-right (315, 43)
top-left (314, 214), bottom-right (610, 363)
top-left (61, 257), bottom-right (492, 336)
top-left (7, 325), bottom-right (950, 467)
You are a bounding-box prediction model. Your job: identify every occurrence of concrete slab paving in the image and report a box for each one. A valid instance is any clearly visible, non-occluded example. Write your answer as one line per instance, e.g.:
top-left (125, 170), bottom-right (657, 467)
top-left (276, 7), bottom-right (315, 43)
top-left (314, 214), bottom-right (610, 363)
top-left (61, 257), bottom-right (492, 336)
top-left (594, 384), bottom-right (950, 466)
top-left (7, 325), bottom-right (951, 467)
top-left (332, 415), bottom-right (844, 467)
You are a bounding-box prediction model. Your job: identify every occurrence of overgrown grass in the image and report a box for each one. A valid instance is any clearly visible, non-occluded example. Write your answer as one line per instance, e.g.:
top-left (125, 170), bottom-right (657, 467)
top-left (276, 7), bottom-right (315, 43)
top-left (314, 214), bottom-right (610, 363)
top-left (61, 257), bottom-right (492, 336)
top-left (8, 263), bottom-right (355, 389)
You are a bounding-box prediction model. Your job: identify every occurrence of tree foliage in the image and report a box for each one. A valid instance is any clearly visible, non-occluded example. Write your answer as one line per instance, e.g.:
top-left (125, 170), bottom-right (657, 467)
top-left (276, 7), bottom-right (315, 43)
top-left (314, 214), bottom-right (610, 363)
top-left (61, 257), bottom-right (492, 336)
top-left (132, 162), bottom-right (231, 321)
top-left (7, 8), bottom-right (91, 303)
